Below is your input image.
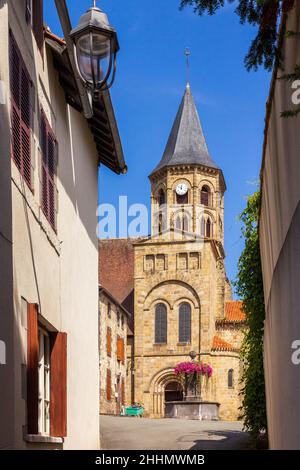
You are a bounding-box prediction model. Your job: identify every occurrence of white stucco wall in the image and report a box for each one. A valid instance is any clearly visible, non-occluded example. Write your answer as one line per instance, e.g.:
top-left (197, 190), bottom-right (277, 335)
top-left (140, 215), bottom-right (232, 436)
top-left (0, 1), bottom-right (99, 449)
top-left (260, 3), bottom-right (300, 450)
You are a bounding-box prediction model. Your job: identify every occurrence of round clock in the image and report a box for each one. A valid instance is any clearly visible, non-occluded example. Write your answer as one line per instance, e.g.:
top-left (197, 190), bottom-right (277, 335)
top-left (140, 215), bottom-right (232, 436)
top-left (176, 183), bottom-right (188, 196)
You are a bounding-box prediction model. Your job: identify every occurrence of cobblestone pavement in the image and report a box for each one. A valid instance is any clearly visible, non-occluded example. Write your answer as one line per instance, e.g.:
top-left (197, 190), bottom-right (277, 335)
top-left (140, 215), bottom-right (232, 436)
top-left (100, 416), bottom-right (251, 450)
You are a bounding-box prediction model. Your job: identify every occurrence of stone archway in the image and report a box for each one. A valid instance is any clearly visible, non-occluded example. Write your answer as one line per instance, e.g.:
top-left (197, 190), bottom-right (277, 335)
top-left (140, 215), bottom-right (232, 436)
top-left (149, 368), bottom-right (183, 418)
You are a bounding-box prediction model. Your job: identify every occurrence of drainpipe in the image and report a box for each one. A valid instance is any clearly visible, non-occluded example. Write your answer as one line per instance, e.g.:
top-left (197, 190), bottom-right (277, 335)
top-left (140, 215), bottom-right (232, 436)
top-left (54, 0), bottom-right (93, 119)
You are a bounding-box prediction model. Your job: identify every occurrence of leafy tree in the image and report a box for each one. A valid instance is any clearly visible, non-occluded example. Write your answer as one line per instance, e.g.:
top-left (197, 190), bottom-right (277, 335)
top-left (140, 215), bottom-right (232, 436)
top-left (234, 191), bottom-right (267, 446)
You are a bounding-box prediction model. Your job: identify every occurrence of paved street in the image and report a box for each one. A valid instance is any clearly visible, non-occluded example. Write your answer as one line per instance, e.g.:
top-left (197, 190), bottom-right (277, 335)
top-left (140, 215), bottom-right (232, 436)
top-left (100, 416), bottom-right (251, 450)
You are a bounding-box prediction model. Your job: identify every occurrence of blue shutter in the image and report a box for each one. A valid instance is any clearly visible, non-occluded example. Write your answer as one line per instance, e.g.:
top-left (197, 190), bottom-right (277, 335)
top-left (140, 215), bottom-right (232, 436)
top-left (155, 304), bottom-right (167, 344)
top-left (179, 303), bottom-right (191, 343)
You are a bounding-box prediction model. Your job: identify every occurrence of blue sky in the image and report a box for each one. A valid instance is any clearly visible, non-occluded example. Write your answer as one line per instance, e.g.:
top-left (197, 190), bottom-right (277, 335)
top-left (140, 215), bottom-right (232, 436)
top-left (44, 0), bottom-right (271, 292)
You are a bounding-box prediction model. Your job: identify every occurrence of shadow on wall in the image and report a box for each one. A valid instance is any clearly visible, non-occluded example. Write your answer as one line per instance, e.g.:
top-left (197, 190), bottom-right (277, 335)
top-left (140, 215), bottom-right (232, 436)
top-left (0, 5), bottom-right (14, 445)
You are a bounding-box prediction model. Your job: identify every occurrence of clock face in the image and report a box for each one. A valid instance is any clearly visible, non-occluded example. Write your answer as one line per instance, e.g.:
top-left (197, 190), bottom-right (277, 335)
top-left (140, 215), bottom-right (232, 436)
top-left (176, 183), bottom-right (188, 196)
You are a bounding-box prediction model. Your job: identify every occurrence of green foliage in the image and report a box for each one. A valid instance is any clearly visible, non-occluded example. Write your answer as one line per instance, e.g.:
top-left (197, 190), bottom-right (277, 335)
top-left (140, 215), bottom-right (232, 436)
top-left (234, 191), bottom-right (267, 445)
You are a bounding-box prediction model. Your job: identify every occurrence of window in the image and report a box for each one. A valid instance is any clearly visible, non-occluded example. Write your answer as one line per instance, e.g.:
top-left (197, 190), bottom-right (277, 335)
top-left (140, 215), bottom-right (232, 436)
top-left (121, 314), bottom-right (125, 329)
top-left (175, 216), bottom-right (182, 231)
top-left (201, 186), bottom-right (210, 206)
top-left (158, 189), bottom-right (165, 206)
top-left (179, 303), bottom-right (191, 343)
top-left (155, 303), bottom-right (167, 344)
top-left (106, 369), bottom-right (112, 401)
top-left (38, 328), bottom-right (50, 435)
top-left (228, 369), bottom-right (234, 389)
top-left (107, 327), bottom-right (112, 357)
top-left (27, 303), bottom-right (67, 437)
top-left (107, 302), bottom-right (111, 318)
top-left (10, 33), bottom-right (33, 190)
top-left (182, 215), bottom-right (189, 233)
top-left (117, 310), bottom-right (120, 326)
top-left (40, 110), bottom-right (58, 230)
top-left (206, 218), bottom-right (212, 238)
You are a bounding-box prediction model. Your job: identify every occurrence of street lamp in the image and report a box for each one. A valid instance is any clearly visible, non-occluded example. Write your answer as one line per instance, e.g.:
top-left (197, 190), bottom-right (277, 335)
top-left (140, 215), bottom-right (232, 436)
top-left (70, 0), bottom-right (119, 98)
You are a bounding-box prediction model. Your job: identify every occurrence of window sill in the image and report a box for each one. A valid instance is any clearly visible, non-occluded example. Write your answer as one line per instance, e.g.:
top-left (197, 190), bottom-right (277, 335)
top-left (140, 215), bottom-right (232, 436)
top-left (24, 434), bottom-right (64, 444)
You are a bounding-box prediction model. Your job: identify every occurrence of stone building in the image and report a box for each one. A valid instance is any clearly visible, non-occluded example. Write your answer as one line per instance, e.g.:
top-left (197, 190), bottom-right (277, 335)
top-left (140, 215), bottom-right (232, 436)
top-left (100, 84), bottom-right (246, 420)
top-left (99, 287), bottom-right (130, 415)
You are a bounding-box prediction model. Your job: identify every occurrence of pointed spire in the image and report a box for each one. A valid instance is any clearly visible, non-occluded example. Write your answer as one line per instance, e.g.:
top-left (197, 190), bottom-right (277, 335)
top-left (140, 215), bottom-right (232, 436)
top-left (151, 84), bottom-right (219, 175)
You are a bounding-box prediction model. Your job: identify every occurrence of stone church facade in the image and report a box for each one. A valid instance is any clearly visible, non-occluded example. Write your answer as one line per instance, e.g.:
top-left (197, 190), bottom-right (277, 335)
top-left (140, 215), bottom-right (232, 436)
top-left (100, 83), bottom-right (246, 421)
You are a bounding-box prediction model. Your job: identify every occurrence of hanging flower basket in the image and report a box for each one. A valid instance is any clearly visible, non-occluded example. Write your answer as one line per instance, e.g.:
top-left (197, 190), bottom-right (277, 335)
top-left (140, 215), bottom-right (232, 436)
top-left (174, 361), bottom-right (213, 378)
top-left (174, 361), bottom-right (213, 399)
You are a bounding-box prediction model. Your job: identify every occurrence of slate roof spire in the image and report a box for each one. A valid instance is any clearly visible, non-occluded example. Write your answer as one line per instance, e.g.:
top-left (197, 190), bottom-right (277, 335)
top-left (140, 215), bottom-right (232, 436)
top-left (151, 83), bottom-right (219, 175)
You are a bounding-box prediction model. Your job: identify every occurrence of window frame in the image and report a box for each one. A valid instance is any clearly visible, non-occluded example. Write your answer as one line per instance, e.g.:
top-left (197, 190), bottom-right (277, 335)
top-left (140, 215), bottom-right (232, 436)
top-left (154, 303), bottom-right (167, 345)
top-left (178, 302), bottom-right (192, 344)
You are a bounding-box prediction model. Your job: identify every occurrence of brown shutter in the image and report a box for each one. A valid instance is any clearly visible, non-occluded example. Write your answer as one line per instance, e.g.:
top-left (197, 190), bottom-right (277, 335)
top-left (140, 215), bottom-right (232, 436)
top-left (117, 337), bottom-right (125, 364)
top-left (10, 34), bottom-right (32, 189)
top-left (107, 328), bottom-right (112, 357)
top-left (40, 110), bottom-right (57, 229)
top-left (121, 378), bottom-right (125, 405)
top-left (32, 0), bottom-right (44, 51)
top-left (50, 332), bottom-right (67, 437)
top-left (27, 303), bottom-right (39, 435)
top-left (106, 369), bottom-right (111, 401)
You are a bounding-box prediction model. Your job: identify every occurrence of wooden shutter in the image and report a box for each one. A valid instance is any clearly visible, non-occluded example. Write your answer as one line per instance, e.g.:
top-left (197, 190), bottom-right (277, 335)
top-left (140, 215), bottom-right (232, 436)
top-left (106, 369), bottom-right (111, 401)
top-left (27, 303), bottom-right (39, 435)
top-left (50, 332), bottom-right (67, 437)
top-left (10, 34), bottom-right (32, 189)
top-left (107, 328), bottom-right (112, 357)
top-left (121, 378), bottom-right (125, 405)
top-left (32, 0), bottom-right (44, 51)
top-left (155, 304), bottom-right (167, 344)
top-left (179, 303), bottom-right (191, 343)
top-left (121, 338), bottom-right (125, 364)
top-left (40, 111), bottom-right (57, 229)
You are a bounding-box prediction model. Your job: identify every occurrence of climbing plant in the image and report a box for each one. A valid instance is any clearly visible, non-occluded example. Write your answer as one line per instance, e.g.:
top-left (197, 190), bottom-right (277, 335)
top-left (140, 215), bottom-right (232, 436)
top-left (234, 191), bottom-right (267, 446)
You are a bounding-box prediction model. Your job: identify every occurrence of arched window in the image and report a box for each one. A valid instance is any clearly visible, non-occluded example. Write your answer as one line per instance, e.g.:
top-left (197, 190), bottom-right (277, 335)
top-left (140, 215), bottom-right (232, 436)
top-left (200, 217), bottom-right (205, 237)
top-left (155, 304), bottom-right (167, 344)
top-left (179, 303), bottom-right (191, 343)
top-left (158, 189), bottom-right (165, 207)
top-left (206, 218), bottom-right (212, 238)
top-left (175, 216), bottom-right (182, 231)
top-left (158, 213), bottom-right (163, 234)
top-left (228, 369), bottom-right (234, 388)
top-left (201, 186), bottom-right (211, 206)
top-left (182, 215), bottom-right (189, 233)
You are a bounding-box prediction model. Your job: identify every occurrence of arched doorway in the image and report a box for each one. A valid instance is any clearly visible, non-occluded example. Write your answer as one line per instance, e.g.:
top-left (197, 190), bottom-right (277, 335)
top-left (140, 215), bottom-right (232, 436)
top-left (164, 381), bottom-right (183, 403)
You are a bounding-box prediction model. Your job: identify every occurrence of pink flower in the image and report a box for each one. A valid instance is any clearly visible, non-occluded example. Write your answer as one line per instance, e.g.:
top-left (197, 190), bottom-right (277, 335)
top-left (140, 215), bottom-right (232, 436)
top-left (174, 361), bottom-right (213, 378)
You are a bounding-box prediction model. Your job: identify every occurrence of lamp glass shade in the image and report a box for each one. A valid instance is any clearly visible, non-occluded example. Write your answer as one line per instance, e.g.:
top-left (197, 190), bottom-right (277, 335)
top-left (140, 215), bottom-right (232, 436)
top-left (76, 32), bottom-right (111, 85)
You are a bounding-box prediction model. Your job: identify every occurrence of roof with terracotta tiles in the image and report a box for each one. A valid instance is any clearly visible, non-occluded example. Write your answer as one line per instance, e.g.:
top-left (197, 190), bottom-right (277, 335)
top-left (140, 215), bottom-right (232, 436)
top-left (217, 301), bottom-right (246, 325)
top-left (212, 336), bottom-right (237, 352)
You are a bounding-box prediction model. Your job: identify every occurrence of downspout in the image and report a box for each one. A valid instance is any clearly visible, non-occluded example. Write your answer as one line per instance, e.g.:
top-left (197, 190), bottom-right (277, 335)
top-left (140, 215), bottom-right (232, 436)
top-left (54, 0), bottom-right (93, 119)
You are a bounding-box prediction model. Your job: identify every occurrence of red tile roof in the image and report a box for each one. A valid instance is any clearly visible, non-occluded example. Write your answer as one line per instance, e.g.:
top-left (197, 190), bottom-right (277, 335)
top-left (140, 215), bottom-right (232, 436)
top-left (212, 336), bottom-right (237, 352)
top-left (45, 28), bottom-right (66, 46)
top-left (224, 301), bottom-right (246, 323)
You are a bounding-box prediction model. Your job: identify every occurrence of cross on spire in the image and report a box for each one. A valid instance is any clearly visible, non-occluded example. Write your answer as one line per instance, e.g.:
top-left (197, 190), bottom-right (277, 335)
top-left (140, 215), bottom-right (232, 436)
top-left (185, 47), bottom-right (191, 85)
